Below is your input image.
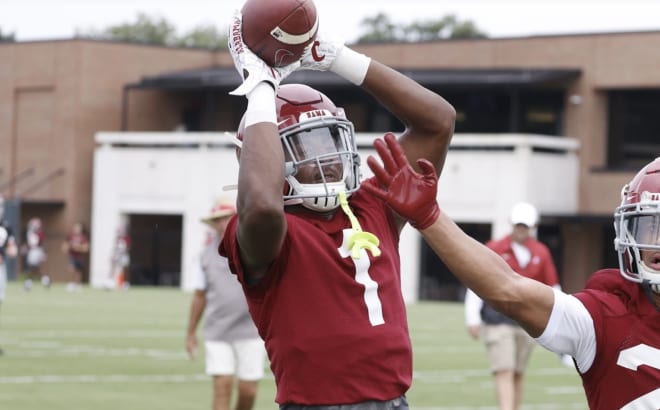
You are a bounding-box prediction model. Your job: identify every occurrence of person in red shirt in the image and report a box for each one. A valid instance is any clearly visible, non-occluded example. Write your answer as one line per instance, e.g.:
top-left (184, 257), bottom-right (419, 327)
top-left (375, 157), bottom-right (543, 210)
top-left (464, 202), bottom-right (561, 410)
top-left (363, 134), bottom-right (660, 410)
top-left (61, 222), bottom-right (89, 292)
top-left (220, 10), bottom-right (455, 409)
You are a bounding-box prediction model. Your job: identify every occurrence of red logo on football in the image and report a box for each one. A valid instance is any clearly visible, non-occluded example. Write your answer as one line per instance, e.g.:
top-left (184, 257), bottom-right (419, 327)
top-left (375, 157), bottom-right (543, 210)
top-left (241, 0), bottom-right (318, 67)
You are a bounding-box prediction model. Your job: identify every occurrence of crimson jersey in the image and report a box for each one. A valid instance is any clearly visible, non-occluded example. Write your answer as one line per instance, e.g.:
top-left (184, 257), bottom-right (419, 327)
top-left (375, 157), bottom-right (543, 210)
top-left (220, 178), bottom-right (412, 405)
top-left (574, 269), bottom-right (660, 409)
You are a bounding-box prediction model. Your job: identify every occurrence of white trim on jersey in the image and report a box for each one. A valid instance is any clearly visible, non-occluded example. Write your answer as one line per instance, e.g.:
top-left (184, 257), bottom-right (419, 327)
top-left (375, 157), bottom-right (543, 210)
top-left (535, 288), bottom-right (597, 373)
top-left (191, 258), bottom-right (207, 291)
top-left (464, 288), bottom-right (483, 327)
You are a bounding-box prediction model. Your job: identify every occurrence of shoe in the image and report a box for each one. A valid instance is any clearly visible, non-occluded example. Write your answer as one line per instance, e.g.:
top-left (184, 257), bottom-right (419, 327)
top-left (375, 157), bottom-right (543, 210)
top-left (24, 279), bottom-right (33, 291)
top-left (41, 275), bottom-right (51, 288)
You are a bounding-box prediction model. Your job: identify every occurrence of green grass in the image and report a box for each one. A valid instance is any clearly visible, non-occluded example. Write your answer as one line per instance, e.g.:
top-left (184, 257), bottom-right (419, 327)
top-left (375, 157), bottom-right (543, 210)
top-left (0, 283), bottom-right (587, 409)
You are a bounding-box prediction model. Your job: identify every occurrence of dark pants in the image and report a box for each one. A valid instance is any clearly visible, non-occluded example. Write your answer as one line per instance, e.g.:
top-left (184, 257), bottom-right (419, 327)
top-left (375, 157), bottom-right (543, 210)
top-left (280, 396), bottom-right (408, 410)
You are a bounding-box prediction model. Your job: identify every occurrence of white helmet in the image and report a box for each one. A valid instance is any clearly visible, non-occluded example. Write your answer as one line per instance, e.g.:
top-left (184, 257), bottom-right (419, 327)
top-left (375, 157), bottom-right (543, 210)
top-left (614, 157), bottom-right (660, 292)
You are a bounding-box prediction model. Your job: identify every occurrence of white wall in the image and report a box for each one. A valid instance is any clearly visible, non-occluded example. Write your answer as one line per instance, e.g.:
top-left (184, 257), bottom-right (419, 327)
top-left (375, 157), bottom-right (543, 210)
top-left (91, 132), bottom-right (579, 303)
top-left (91, 133), bottom-right (239, 290)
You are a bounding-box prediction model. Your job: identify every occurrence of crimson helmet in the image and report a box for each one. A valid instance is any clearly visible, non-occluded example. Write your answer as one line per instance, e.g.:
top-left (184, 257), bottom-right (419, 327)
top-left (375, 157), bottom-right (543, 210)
top-left (237, 84), bottom-right (360, 212)
top-left (614, 157), bottom-right (660, 292)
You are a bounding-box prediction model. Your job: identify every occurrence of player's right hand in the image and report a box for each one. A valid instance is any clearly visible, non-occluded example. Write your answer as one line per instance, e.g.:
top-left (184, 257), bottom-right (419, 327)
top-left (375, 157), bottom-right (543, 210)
top-left (228, 10), bottom-right (299, 96)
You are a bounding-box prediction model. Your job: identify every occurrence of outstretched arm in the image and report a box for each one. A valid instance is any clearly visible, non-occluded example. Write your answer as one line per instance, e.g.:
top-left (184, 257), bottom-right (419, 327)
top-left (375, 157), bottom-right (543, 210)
top-left (227, 12), bottom-right (298, 282)
top-left (300, 32), bottom-right (455, 229)
top-left (361, 61), bottom-right (456, 176)
top-left (362, 134), bottom-right (555, 337)
top-left (421, 211), bottom-right (554, 337)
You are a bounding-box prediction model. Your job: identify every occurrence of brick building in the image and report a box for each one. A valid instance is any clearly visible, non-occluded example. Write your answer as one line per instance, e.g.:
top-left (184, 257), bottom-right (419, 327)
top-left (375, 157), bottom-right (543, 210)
top-left (1, 31), bottom-right (659, 299)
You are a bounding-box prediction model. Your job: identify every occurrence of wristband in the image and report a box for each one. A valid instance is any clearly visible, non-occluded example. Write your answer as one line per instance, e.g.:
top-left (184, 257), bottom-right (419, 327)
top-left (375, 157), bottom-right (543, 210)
top-left (244, 82), bottom-right (277, 128)
top-left (330, 46), bottom-right (371, 86)
top-left (411, 205), bottom-right (440, 230)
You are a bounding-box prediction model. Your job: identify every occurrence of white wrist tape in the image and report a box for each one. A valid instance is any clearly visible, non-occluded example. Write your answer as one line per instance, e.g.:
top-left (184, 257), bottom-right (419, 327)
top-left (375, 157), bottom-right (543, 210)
top-left (330, 46), bottom-right (371, 86)
top-left (244, 82), bottom-right (277, 127)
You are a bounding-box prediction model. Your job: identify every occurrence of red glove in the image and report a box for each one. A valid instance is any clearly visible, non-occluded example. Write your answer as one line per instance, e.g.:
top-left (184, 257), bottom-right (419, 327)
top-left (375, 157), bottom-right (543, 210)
top-left (362, 133), bottom-right (440, 230)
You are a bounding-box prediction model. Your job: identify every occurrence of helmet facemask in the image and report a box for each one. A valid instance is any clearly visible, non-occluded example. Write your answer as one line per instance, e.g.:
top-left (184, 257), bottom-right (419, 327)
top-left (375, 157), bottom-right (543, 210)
top-left (280, 113), bottom-right (360, 212)
top-left (614, 190), bottom-right (660, 293)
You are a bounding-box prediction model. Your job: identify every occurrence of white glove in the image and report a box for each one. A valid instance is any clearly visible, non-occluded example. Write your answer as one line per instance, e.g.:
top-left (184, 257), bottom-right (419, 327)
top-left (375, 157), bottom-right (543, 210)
top-left (300, 29), bottom-right (371, 85)
top-left (299, 31), bottom-right (346, 72)
top-left (228, 10), bottom-right (299, 96)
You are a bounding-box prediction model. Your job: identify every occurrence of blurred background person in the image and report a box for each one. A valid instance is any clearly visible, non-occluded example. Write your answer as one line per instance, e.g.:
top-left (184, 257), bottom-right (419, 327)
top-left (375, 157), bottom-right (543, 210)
top-left (61, 222), bottom-right (89, 292)
top-left (0, 195), bottom-right (18, 355)
top-left (185, 199), bottom-right (265, 410)
top-left (22, 217), bottom-right (49, 290)
top-left (107, 222), bottom-right (130, 290)
top-left (464, 202), bottom-right (562, 410)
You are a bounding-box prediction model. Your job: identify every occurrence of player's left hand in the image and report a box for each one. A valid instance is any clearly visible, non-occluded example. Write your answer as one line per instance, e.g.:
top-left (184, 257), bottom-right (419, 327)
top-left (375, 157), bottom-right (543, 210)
top-left (362, 133), bottom-right (441, 230)
top-left (228, 10), bottom-right (299, 96)
top-left (299, 30), bottom-right (345, 72)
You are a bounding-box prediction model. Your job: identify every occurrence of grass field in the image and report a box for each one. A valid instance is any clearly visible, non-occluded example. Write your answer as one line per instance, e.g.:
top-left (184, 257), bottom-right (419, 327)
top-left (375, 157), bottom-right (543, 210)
top-left (0, 282), bottom-right (587, 410)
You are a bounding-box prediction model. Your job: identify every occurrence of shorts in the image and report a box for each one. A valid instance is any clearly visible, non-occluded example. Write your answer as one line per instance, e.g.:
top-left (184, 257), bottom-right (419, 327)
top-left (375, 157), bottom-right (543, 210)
top-left (69, 257), bottom-right (86, 272)
top-left (26, 247), bottom-right (45, 267)
top-left (279, 395), bottom-right (409, 409)
top-left (482, 323), bottom-right (536, 374)
top-left (205, 338), bottom-right (265, 381)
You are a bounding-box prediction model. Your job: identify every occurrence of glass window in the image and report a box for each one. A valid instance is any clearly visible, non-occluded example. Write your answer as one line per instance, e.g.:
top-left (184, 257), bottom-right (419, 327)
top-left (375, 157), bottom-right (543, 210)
top-left (608, 89), bottom-right (660, 169)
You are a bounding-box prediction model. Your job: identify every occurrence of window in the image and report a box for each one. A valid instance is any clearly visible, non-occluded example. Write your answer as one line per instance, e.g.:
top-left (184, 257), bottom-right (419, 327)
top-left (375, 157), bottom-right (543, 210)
top-left (608, 89), bottom-right (660, 169)
top-left (444, 90), bottom-right (564, 135)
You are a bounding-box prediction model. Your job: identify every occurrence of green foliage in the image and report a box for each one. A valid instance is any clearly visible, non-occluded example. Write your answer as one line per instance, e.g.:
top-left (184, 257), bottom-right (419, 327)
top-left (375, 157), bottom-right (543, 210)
top-left (77, 13), bottom-right (227, 49)
top-left (176, 25), bottom-right (228, 50)
top-left (357, 13), bottom-right (487, 43)
top-left (0, 282), bottom-right (587, 409)
top-left (0, 27), bottom-right (16, 42)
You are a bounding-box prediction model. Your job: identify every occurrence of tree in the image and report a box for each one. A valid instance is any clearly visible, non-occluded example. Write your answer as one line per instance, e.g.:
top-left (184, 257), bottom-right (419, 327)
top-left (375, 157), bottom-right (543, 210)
top-left (176, 25), bottom-right (227, 50)
top-left (0, 28), bottom-right (16, 42)
top-left (355, 13), bottom-right (402, 43)
top-left (77, 13), bottom-right (227, 49)
top-left (356, 13), bottom-right (487, 43)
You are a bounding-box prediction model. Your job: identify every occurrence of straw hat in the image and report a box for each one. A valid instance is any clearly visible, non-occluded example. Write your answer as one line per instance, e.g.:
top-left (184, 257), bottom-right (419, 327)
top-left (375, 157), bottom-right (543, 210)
top-left (201, 199), bottom-right (236, 224)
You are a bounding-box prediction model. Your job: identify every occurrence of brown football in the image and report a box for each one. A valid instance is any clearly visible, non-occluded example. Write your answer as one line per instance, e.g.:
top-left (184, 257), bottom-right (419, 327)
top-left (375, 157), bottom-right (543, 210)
top-left (241, 0), bottom-right (318, 67)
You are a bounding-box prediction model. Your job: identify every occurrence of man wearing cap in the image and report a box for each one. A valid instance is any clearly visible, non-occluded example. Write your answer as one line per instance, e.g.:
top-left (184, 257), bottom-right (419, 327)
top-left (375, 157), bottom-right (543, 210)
top-left (185, 199), bottom-right (265, 410)
top-left (464, 202), bottom-right (561, 410)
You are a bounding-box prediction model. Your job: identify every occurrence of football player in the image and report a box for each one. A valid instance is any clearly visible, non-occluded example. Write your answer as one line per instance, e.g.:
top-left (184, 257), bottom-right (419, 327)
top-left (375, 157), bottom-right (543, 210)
top-left (363, 134), bottom-right (660, 410)
top-left (222, 10), bottom-right (455, 409)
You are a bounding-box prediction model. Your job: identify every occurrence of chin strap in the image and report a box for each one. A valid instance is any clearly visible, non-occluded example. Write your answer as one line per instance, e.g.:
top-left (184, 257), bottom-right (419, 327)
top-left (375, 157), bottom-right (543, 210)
top-left (338, 191), bottom-right (381, 259)
top-left (641, 281), bottom-right (660, 312)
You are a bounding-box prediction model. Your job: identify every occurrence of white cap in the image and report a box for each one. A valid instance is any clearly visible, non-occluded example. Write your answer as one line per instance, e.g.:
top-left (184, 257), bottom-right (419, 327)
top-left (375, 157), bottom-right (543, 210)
top-left (510, 202), bottom-right (538, 227)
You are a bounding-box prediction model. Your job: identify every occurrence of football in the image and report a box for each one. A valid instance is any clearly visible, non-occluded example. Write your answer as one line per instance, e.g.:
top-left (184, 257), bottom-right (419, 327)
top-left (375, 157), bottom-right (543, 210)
top-left (241, 0), bottom-right (318, 67)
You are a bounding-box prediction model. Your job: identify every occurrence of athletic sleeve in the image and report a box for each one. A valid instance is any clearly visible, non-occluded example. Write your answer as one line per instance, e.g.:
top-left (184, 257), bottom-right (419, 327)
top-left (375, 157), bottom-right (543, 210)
top-left (190, 258), bottom-right (206, 291)
top-left (464, 288), bottom-right (483, 326)
top-left (535, 288), bottom-right (597, 373)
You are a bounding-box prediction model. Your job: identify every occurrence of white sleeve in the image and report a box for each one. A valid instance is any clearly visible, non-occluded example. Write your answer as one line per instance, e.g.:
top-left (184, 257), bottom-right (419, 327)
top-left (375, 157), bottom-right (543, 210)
top-left (190, 259), bottom-right (206, 291)
top-left (464, 288), bottom-right (483, 326)
top-left (535, 288), bottom-right (597, 373)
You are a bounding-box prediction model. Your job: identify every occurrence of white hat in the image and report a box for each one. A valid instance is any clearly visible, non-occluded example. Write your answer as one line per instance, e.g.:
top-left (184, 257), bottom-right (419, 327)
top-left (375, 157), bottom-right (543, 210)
top-left (510, 202), bottom-right (538, 227)
top-left (201, 199), bottom-right (236, 224)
